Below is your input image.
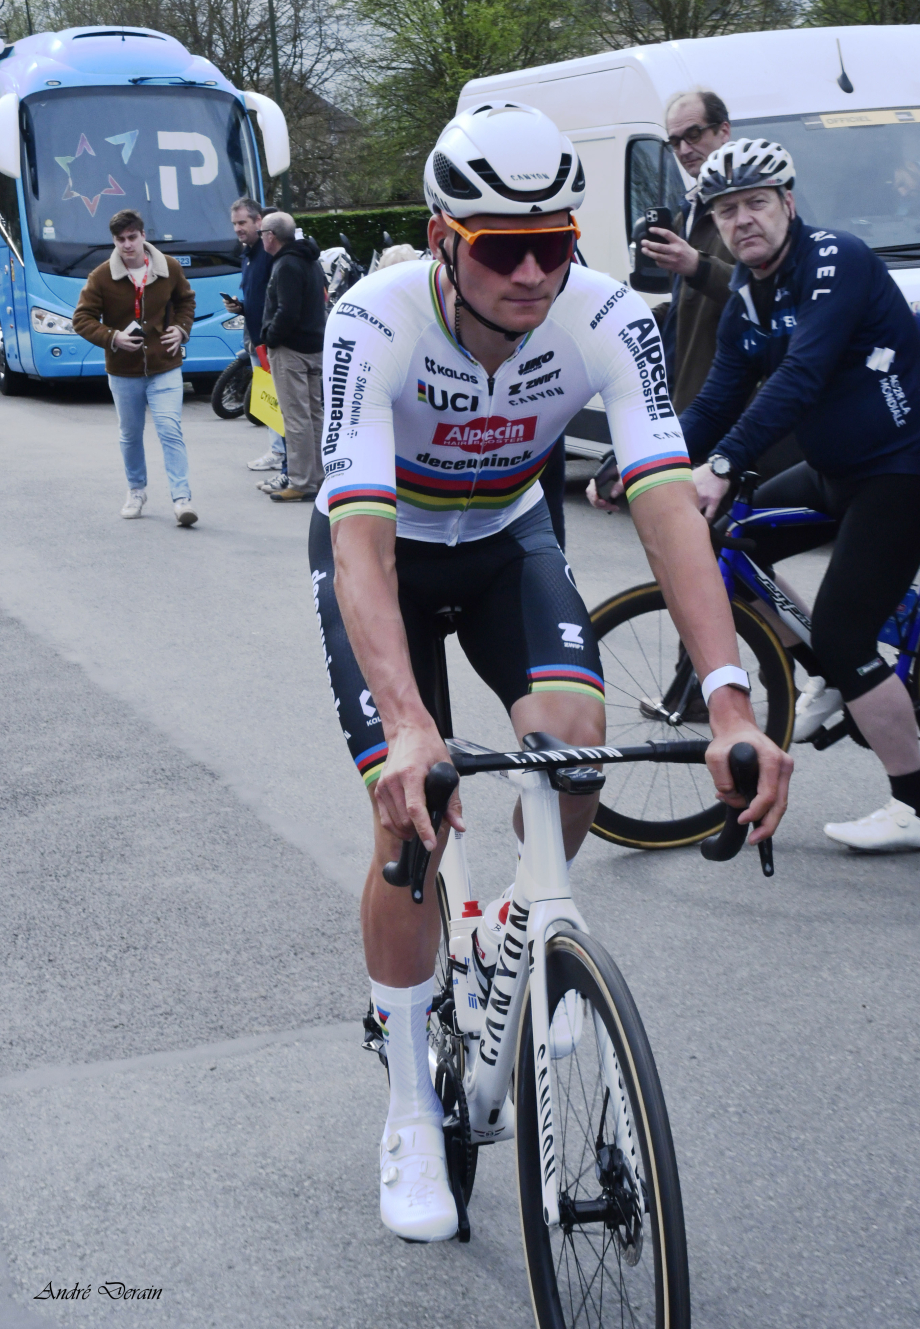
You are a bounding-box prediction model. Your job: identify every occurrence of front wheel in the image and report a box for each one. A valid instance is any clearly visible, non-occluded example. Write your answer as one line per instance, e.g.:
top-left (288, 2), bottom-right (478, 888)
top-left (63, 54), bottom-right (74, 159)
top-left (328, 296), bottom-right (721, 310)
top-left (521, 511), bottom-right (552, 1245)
top-left (590, 583), bottom-right (794, 848)
top-left (210, 358), bottom-right (251, 419)
top-left (516, 930), bottom-right (690, 1329)
top-left (0, 339), bottom-right (28, 396)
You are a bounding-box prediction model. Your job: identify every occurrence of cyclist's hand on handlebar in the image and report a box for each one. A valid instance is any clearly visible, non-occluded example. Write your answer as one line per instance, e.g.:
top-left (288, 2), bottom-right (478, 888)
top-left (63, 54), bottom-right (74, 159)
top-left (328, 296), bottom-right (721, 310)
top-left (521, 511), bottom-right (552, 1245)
top-left (692, 462), bottom-right (731, 523)
top-left (374, 723), bottom-right (465, 850)
top-left (586, 475), bottom-right (625, 512)
top-left (706, 714), bottom-right (793, 842)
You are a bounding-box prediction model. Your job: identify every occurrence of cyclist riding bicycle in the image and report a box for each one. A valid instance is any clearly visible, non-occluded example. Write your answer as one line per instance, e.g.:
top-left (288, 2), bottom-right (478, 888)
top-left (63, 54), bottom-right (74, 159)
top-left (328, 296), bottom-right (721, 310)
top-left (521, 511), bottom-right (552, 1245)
top-left (308, 104), bottom-right (791, 1244)
top-left (675, 138), bottom-right (920, 852)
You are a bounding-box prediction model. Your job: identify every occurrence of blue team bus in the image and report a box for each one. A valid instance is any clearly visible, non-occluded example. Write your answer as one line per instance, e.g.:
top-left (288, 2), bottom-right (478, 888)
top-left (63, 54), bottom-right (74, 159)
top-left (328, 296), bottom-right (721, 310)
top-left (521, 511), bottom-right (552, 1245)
top-left (0, 25), bottom-right (289, 393)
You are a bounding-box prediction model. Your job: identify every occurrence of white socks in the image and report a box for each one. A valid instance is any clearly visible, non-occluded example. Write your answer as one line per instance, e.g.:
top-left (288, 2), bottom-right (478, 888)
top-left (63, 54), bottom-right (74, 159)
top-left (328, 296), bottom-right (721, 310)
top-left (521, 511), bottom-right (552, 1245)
top-left (371, 976), bottom-right (443, 1126)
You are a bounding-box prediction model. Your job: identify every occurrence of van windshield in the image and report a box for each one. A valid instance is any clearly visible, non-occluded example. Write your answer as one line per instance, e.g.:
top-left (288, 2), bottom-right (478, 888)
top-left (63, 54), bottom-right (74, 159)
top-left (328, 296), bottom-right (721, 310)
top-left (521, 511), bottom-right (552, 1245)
top-left (21, 85), bottom-right (258, 277)
top-left (735, 110), bottom-right (920, 258)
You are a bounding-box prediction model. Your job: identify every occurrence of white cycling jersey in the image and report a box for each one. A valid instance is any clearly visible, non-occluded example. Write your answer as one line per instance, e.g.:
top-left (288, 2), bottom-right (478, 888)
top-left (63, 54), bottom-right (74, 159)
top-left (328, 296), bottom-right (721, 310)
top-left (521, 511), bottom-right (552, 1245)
top-left (316, 259), bottom-right (691, 543)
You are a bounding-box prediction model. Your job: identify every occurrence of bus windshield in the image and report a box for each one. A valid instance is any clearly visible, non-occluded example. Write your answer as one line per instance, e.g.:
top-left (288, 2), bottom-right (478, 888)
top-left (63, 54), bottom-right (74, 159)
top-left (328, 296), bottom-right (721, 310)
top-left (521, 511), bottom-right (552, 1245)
top-left (735, 109), bottom-right (920, 257)
top-left (21, 85), bottom-right (259, 277)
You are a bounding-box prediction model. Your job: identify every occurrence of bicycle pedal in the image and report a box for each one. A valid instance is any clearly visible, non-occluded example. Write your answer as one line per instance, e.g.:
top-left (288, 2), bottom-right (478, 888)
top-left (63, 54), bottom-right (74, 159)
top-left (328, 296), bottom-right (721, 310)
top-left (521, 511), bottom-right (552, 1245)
top-left (809, 717), bottom-right (848, 750)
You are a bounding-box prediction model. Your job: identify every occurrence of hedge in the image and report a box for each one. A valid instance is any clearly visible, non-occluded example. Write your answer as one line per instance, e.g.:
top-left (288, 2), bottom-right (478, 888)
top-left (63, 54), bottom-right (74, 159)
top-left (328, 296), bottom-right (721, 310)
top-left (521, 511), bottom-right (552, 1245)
top-left (292, 205), bottom-right (430, 266)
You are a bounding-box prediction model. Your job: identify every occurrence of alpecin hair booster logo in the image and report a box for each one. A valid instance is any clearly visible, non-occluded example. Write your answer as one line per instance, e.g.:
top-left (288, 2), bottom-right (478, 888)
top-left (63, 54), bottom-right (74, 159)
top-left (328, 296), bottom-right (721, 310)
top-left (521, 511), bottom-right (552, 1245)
top-left (429, 415), bottom-right (538, 453)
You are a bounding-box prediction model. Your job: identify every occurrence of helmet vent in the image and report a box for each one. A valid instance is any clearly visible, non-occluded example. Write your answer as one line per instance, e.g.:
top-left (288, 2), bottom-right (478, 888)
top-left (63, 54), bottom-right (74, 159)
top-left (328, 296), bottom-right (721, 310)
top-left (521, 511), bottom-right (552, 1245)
top-left (572, 155), bottom-right (585, 193)
top-left (432, 151), bottom-right (482, 200)
top-left (467, 153), bottom-right (573, 203)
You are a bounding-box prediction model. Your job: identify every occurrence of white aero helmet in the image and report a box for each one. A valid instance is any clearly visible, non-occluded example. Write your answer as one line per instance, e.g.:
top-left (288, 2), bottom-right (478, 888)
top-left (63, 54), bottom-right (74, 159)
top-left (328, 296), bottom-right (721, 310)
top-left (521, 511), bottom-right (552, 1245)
top-left (697, 138), bottom-right (795, 206)
top-left (424, 102), bottom-right (585, 218)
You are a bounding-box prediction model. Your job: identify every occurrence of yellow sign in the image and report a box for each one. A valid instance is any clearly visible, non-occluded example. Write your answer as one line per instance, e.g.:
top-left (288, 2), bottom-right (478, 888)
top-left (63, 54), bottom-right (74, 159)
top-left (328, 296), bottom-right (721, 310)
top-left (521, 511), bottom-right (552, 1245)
top-left (818, 108), bottom-right (920, 129)
top-left (249, 365), bottom-right (286, 435)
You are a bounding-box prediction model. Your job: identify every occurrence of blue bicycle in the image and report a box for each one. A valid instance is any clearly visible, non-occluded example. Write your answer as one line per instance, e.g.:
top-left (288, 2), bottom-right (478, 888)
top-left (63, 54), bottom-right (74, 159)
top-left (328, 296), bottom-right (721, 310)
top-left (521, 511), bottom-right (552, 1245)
top-left (589, 471), bottom-right (920, 849)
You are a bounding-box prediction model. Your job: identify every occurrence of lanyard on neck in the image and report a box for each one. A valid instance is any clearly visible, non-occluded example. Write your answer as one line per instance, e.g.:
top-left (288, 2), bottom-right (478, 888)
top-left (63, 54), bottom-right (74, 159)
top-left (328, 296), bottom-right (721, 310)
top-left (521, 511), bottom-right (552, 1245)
top-left (131, 254), bottom-right (150, 320)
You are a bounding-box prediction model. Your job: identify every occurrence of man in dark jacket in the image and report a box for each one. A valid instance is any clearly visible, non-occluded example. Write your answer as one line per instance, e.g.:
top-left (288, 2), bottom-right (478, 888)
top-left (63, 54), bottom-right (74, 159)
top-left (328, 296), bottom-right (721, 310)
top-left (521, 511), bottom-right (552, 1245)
top-left (223, 197), bottom-right (285, 473)
top-left (259, 211), bottom-right (326, 501)
top-left (684, 137), bottom-right (920, 851)
top-left (642, 89), bottom-right (735, 414)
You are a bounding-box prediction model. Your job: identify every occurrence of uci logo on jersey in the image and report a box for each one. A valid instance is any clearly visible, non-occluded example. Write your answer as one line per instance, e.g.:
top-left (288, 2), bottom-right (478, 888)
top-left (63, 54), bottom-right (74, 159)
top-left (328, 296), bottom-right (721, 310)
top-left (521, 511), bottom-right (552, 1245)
top-left (417, 380), bottom-right (480, 412)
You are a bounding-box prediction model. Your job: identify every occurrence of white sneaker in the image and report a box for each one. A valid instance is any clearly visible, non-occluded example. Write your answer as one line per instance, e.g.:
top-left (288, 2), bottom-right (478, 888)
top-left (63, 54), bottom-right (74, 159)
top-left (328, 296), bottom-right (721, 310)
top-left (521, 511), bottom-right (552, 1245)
top-left (257, 472), bottom-right (289, 493)
top-left (793, 676), bottom-right (843, 742)
top-left (174, 500), bottom-right (198, 527)
top-left (248, 451), bottom-right (283, 471)
top-left (824, 798), bottom-right (920, 852)
top-left (120, 488), bottom-right (146, 519)
top-left (379, 1118), bottom-right (457, 1242)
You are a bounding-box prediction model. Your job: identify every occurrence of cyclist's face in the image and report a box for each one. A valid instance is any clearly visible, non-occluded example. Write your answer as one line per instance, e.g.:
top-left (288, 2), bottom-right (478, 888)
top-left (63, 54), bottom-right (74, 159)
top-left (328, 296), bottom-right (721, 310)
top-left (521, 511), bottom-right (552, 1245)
top-left (430, 209), bottom-right (572, 334)
top-left (712, 187), bottom-right (796, 268)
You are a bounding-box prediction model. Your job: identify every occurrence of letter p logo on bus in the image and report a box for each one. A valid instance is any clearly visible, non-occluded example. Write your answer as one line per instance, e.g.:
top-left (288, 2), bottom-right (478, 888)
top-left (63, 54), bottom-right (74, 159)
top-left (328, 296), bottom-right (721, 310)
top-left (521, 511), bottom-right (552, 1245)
top-left (157, 132), bottom-right (218, 210)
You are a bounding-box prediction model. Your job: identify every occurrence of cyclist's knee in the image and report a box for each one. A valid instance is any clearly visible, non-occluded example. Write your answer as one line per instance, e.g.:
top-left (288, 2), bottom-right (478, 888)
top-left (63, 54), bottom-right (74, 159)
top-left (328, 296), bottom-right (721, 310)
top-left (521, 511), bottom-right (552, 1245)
top-left (511, 691), bottom-right (605, 747)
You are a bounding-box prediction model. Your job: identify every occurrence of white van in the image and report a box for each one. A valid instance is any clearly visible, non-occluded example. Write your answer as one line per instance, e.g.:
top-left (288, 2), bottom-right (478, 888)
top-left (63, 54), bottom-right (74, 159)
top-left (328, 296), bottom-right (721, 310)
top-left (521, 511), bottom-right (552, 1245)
top-left (458, 25), bottom-right (920, 455)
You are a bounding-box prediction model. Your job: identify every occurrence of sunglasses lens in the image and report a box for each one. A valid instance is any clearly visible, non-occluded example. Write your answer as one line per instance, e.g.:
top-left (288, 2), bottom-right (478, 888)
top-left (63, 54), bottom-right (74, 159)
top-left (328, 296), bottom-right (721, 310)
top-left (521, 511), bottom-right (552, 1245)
top-left (468, 229), bottom-right (575, 275)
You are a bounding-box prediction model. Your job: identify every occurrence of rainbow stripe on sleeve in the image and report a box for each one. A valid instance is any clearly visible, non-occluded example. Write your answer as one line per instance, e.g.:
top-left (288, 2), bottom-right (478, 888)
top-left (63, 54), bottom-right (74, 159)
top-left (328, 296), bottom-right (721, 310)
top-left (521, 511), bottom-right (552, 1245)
top-left (620, 452), bottom-right (692, 502)
top-left (327, 484), bottom-right (398, 525)
top-left (355, 740), bottom-right (388, 786)
top-left (527, 664), bottom-right (605, 701)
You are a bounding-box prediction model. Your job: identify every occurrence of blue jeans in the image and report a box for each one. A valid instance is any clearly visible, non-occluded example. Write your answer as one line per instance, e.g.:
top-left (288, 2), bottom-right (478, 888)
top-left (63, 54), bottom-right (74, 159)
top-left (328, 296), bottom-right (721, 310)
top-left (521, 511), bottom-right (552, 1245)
top-left (249, 353), bottom-right (285, 459)
top-left (108, 367), bottom-right (191, 501)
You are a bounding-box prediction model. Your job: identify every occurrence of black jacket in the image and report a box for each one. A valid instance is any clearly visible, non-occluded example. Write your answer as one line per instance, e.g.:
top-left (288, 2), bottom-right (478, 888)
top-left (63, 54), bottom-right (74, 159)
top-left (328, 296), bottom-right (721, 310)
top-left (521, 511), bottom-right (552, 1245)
top-left (681, 216), bottom-right (920, 479)
top-left (261, 238), bottom-right (325, 353)
top-left (240, 237), bottom-right (273, 347)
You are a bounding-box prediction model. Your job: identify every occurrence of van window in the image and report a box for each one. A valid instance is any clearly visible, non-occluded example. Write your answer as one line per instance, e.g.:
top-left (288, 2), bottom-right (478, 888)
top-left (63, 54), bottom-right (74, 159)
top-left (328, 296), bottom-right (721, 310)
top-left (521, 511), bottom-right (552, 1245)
top-left (626, 137), bottom-right (686, 238)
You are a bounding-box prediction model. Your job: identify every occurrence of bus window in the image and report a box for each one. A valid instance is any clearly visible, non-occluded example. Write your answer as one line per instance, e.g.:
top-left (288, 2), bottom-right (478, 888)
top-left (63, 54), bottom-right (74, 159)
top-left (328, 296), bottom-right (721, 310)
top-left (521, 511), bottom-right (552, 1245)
top-left (21, 85), bottom-right (259, 278)
top-left (0, 173), bottom-right (22, 260)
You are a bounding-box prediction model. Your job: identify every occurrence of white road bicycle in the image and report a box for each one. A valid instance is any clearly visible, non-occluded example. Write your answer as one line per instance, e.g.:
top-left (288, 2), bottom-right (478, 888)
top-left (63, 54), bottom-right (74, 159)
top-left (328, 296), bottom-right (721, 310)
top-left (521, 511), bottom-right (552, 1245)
top-left (363, 638), bottom-right (771, 1329)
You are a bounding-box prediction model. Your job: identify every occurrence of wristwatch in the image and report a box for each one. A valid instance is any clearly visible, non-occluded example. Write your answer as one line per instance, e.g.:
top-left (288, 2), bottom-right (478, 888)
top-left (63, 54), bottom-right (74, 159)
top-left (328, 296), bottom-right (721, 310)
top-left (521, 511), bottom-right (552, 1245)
top-left (709, 454), bottom-right (736, 481)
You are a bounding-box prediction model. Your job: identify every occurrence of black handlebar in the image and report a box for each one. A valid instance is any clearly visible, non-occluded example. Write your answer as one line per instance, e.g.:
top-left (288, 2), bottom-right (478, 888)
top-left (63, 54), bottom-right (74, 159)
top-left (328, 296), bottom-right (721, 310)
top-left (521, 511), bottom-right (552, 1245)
top-left (700, 742), bottom-right (774, 876)
top-left (382, 762), bottom-right (460, 903)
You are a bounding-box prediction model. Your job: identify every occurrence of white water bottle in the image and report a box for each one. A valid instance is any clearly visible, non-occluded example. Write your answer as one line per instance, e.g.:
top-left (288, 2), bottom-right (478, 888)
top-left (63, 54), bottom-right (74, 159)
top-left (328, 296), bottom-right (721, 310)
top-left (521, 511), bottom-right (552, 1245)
top-left (471, 885), bottom-right (513, 1006)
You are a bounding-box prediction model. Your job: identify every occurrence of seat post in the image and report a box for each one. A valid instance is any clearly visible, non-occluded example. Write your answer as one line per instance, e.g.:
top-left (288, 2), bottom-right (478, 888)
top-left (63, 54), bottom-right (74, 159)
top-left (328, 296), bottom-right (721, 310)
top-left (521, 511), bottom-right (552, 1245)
top-left (432, 630), bottom-right (454, 740)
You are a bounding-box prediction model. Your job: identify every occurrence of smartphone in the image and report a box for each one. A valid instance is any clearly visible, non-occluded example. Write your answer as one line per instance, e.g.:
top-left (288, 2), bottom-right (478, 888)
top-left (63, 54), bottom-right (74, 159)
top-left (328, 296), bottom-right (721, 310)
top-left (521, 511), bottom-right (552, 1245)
top-left (594, 449), bottom-right (621, 502)
top-left (123, 319), bottom-right (143, 336)
top-left (220, 291), bottom-right (238, 302)
top-left (645, 206), bottom-right (673, 235)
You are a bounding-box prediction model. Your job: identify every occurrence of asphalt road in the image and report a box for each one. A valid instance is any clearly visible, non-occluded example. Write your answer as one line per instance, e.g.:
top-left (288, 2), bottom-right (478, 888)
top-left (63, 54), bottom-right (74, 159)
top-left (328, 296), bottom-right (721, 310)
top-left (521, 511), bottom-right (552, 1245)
top-left (0, 381), bottom-right (917, 1329)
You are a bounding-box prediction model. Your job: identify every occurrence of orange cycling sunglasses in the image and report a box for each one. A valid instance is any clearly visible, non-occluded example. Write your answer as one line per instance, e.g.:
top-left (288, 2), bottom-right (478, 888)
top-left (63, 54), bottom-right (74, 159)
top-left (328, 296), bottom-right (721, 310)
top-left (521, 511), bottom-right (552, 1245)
top-left (443, 214), bottom-right (581, 276)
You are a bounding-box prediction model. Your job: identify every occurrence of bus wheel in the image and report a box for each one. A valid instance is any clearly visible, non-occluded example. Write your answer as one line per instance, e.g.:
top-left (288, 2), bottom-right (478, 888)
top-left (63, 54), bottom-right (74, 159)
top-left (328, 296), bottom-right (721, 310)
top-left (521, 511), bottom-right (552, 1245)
top-left (0, 341), bottom-right (28, 396)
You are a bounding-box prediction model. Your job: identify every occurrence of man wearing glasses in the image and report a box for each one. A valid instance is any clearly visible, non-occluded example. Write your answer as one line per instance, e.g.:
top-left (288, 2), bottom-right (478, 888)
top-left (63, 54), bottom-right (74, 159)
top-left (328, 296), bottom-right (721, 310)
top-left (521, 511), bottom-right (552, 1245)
top-left (307, 102), bottom-right (791, 1244)
top-left (643, 89), bottom-right (734, 414)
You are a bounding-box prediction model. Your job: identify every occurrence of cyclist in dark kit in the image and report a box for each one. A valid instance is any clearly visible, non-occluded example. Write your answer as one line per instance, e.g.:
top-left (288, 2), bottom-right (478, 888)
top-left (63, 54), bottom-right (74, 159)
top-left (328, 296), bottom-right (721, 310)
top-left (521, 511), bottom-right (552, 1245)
top-left (682, 137), bottom-right (920, 852)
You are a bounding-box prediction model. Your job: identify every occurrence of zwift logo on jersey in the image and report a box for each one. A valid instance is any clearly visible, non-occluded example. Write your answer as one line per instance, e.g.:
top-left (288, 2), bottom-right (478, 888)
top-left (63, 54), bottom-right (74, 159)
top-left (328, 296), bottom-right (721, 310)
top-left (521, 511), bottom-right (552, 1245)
top-left (617, 318), bottom-right (674, 421)
top-left (417, 380), bottom-right (480, 412)
top-left (334, 302), bottom-right (394, 341)
top-left (431, 415), bottom-right (538, 452)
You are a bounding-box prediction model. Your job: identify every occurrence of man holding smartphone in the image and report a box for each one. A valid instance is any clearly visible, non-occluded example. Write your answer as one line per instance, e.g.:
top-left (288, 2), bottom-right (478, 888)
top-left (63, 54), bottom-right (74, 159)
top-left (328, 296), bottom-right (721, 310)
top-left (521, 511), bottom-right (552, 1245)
top-left (73, 209), bottom-right (198, 525)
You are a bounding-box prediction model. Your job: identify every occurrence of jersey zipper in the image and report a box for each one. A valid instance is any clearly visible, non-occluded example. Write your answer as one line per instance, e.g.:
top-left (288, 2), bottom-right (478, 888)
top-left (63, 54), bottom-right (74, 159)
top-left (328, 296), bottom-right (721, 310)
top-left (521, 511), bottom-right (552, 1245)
top-left (449, 370), bottom-right (498, 546)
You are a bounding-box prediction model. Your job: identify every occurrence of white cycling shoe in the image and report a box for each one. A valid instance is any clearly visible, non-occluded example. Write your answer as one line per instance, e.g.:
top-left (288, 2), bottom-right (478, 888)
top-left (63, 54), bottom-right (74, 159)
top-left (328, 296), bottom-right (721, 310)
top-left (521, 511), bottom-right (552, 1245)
top-left (793, 677), bottom-right (844, 742)
top-left (824, 798), bottom-right (920, 852)
top-left (379, 1118), bottom-right (457, 1242)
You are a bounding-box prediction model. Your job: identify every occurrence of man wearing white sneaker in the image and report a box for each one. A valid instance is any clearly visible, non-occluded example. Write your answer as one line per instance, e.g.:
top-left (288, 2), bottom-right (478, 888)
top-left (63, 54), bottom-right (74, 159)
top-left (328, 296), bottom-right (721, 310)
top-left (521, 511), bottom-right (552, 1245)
top-left (681, 139), bottom-right (920, 851)
top-left (73, 209), bottom-right (198, 527)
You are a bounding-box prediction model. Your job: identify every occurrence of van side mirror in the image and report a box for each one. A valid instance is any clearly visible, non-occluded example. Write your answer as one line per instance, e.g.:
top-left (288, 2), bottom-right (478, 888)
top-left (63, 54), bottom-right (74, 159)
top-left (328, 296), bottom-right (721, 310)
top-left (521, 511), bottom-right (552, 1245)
top-left (628, 217), bottom-right (672, 294)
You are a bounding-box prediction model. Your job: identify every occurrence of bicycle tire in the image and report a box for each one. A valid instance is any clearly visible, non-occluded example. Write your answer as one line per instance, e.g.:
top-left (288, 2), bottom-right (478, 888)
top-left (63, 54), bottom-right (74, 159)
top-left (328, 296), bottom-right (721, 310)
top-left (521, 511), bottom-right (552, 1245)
top-left (589, 583), bottom-right (794, 849)
top-left (430, 873), bottom-right (479, 1202)
top-left (210, 359), bottom-right (250, 419)
top-left (516, 930), bottom-right (690, 1329)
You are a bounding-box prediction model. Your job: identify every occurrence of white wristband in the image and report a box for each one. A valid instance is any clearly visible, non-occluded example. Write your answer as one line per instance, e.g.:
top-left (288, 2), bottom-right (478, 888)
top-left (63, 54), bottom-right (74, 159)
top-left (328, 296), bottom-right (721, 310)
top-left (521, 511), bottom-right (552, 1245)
top-left (701, 665), bottom-right (751, 705)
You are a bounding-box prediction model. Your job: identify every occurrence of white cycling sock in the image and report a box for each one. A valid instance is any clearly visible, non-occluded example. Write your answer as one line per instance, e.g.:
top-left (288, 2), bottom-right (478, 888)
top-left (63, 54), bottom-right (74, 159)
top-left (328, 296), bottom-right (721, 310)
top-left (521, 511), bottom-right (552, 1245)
top-left (371, 976), bottom-right (443, 1126)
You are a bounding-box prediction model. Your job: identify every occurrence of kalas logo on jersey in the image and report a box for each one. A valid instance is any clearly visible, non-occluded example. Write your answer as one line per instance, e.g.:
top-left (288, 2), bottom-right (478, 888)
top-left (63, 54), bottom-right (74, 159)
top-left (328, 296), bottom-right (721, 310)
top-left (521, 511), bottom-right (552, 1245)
top-left (431, 415), bottom-right (538, 452)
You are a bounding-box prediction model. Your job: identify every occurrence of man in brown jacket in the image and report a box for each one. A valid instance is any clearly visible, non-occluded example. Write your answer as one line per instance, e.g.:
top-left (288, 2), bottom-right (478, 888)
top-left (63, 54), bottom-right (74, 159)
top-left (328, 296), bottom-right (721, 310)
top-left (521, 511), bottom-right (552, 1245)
top-left (642, 89), bottom-right (735, 415)
top-left (73, 209), bottom-right (198, 525)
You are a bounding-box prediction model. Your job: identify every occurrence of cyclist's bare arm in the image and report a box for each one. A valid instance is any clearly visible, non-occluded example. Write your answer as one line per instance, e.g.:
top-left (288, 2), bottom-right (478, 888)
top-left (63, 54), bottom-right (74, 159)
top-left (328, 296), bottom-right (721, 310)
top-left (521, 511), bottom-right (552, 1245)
top-left (630, 481), bottom-right (794, 840)
top-left (331, 515), bottom-right (465, 849)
